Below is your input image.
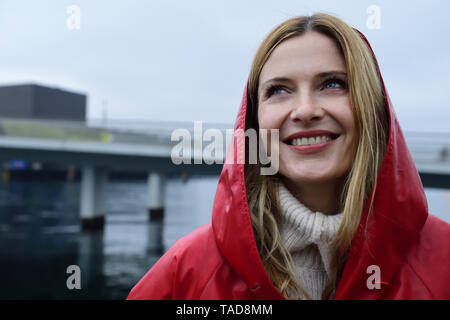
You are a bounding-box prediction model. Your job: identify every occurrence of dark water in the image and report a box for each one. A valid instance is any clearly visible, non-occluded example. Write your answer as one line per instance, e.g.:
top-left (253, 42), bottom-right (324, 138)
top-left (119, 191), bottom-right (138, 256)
top-left (0, 179), bottom-right (160, 300)
top-left (1, 177), bottom-right (448, 300)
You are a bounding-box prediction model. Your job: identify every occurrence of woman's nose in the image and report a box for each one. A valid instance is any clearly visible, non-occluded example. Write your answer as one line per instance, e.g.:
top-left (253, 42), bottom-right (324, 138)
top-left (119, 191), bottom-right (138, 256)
top-left (289, 93), bottom-right (324, 124)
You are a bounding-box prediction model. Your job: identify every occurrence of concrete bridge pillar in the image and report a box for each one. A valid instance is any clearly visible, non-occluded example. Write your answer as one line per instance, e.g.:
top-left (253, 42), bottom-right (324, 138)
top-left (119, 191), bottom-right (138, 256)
top-left (80, 166), bottom-right (108, 231)
top-left (147, 171), bottom-right (166, 252)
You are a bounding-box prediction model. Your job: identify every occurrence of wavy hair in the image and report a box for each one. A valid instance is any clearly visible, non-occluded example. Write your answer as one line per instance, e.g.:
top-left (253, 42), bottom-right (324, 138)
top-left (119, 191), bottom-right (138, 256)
top-left (244, 13), bottom-right (389, 299)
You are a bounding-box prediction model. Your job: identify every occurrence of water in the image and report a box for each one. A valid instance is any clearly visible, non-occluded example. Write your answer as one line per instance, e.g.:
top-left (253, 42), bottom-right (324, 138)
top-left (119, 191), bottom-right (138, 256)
top-left (0, 177), bottom-right (448, 300)
top-left (163, 177), bottom-right (219, 251)
top-left (0, 179), bottom-right (163, 300)
top-left (423, 188), bottom-right (450, 222)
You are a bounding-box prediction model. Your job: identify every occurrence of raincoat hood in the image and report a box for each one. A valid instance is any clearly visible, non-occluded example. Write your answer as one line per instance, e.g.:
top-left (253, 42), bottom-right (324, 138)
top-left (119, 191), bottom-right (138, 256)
top-left (211, 29), bottom-right (429, 299)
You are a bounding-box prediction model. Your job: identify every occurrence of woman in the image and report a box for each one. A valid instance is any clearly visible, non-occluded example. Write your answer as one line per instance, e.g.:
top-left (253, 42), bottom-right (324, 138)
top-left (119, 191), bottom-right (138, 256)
top-left (127, 13), bottom-right (450, 300)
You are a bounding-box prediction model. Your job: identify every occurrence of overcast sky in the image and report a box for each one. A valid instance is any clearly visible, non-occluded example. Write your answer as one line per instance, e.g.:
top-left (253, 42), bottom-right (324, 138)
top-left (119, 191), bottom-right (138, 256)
top-left (0, 0), bottom-right (449, 132)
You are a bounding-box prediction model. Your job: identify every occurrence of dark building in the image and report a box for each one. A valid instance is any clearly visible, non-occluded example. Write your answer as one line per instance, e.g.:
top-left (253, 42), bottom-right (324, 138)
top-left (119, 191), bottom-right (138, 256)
top-left (0, 84), bottom-right (86, 121)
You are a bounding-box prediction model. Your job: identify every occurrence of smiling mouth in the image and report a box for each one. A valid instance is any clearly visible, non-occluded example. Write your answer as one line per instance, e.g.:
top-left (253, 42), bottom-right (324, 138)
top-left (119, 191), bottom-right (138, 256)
top-left (284, 134), bottom-right (340, 146)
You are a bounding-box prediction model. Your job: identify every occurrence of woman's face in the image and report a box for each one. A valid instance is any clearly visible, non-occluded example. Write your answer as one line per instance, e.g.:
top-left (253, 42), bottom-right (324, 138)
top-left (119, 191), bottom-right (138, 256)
top-left (257, 31), bottom-right (357, 186)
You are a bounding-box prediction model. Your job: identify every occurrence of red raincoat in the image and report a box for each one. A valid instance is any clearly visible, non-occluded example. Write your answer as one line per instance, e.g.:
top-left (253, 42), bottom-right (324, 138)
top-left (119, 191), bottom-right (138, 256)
top-left (127, 30), bottom-right (450, 300)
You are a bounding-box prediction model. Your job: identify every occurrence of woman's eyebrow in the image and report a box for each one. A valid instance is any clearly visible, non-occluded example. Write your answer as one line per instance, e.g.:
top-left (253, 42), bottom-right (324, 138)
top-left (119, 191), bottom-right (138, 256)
top-left (315, 70), bottom-right (347, 78)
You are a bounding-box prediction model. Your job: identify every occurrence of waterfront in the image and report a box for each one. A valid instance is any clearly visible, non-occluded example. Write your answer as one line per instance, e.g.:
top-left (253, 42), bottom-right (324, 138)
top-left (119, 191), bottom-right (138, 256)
top-left (0, 177), bottom-right (449, 299)
top-left (0, 179), bottom-right (166, 299)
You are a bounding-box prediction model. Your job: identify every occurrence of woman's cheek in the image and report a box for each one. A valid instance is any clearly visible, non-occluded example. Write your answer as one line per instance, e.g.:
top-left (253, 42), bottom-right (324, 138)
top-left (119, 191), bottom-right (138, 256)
top-left (258, 107), bottom-right (278, 129)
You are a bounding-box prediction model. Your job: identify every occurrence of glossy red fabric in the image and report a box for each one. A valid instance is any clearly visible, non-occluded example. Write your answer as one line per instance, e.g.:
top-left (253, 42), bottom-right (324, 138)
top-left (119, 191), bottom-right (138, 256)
top-left (127, 29), bottom-right (450, 300)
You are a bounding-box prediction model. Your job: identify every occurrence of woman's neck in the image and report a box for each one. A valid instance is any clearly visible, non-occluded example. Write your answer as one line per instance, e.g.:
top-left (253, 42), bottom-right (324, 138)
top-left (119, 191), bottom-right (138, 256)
top-left (280, 177), bottom-right (345, 215)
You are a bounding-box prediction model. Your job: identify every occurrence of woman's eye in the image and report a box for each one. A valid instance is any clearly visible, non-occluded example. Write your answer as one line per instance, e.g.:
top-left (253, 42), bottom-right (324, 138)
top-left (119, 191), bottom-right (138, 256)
top-left (266, 85), bottom-right (287, 97)
top-left (322, 78), bottom-right (347, 90)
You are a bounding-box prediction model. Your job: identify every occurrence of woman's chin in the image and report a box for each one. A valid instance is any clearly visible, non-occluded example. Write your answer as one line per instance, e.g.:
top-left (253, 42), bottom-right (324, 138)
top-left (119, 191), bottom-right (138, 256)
top-left (279, 164), bottom-right (349, 188)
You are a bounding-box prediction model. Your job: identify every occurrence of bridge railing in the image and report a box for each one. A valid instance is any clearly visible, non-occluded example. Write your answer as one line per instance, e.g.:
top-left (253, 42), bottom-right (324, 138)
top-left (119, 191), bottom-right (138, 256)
top-left (0, 117), bottom-right (113, 143)
top-left (0, 117), bottom-right (233, 146)
top-left (0, 117), bottom-right (449, 166)
top-left (404, 131), bottom-right (450, 164)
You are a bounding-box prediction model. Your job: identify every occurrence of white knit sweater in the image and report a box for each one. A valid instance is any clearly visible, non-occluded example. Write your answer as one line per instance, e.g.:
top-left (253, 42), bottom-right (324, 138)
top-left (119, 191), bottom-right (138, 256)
top-left (277, 182), bottom-right (344, 300)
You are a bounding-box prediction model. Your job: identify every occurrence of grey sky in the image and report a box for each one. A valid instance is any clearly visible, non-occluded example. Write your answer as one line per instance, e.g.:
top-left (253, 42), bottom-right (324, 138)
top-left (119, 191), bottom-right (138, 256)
top-left (0, 0), bottom-right (449, 132)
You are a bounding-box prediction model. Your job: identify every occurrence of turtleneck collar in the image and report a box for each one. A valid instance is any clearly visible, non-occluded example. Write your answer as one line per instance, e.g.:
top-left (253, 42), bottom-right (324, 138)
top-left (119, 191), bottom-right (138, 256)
top-left (277, 181), bottom-right (344, 278)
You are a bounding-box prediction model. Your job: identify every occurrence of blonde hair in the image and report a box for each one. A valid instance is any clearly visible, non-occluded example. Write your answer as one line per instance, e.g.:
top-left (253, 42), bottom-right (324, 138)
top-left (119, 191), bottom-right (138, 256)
top-left (244, 13), bottom-right (389, 299)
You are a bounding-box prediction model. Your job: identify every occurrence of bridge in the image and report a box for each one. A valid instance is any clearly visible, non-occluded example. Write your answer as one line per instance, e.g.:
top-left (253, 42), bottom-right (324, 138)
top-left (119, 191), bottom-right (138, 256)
top-left (0, 117), bottom-right (449, 236)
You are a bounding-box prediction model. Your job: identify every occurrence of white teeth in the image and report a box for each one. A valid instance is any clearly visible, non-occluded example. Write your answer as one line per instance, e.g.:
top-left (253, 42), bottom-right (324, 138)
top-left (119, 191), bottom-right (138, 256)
top-left (290, 135), bottom-right (333, 146)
